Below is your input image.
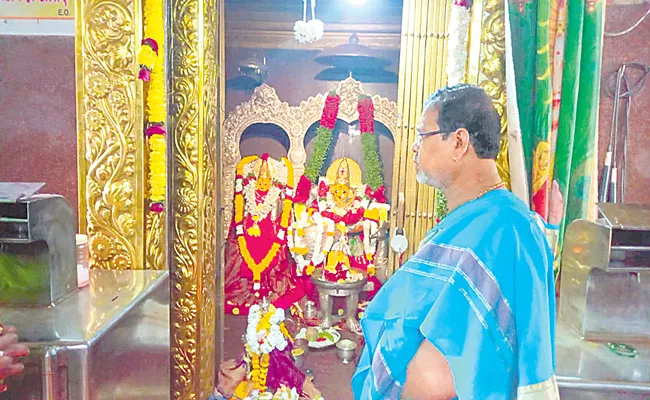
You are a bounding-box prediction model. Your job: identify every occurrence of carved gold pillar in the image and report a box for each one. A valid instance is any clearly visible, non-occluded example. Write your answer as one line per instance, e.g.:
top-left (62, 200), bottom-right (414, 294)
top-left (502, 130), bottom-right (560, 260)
top-left (216, 0), bottom-right (226, 368)
top-left (467, 0), bottom-right (510, 187)
top-left (168, 0), bottom-right (220, 396)
top-left (389, 0), bottom-right (451, 272)
top-left (76, 0), bottom-right (145, 270)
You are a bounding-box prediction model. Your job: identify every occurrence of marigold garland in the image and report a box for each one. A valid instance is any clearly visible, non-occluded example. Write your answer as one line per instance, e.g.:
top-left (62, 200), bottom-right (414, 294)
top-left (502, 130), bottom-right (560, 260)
top-left (238, 240), bottom-right (282, 282)
top-left (148, 135), bottom-right (166, 202)
top-left (234, 156), bottom-right (295, 283)
top-left (139, 0), bottom-right (166, 213)
top-left (358, 95), bottom-right (384, 190)
top-left (304, 91), bottom-right (340, 182)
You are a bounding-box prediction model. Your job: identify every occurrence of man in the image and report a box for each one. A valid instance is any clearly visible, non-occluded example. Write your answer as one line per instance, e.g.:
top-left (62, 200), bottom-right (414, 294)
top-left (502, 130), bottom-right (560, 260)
top-left (0, 323), bottom-right (30, 393)
top-left (351, 85), bottom-right (558, 399)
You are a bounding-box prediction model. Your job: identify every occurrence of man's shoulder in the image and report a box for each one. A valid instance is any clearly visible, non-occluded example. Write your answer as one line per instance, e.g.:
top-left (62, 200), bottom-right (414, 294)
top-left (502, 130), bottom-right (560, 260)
top-left (480, 191), bottom-right (543, 235)
top-left (455, 192), bottom-right (551, 268)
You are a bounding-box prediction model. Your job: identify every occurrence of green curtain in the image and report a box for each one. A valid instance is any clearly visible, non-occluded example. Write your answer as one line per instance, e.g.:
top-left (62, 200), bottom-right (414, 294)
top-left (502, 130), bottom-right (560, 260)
top-left (509, 1), bottom-right (538, 188)
top-left (554, 1), bottom-right (605, 253)
top-left (507, 0), bottom-right (606, 276)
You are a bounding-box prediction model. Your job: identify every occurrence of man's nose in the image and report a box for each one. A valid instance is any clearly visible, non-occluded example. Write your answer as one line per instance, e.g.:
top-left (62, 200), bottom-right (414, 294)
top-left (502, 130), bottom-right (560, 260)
top-left (412, 141), bottom-right (419, 153)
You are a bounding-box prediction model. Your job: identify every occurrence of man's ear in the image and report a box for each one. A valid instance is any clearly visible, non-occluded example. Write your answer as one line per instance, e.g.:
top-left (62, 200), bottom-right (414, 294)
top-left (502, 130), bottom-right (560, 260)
top-left (453, 128), bottom-right (471, 157)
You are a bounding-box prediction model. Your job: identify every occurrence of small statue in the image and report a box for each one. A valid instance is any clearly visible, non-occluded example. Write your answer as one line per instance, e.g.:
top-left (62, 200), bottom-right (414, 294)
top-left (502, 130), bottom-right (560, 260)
top-left (225, 154), bottom-right (308, 316)
top-left (213, 300), bottom-right (324, 400)
top-left (289, 157), bottom-right (389, 298)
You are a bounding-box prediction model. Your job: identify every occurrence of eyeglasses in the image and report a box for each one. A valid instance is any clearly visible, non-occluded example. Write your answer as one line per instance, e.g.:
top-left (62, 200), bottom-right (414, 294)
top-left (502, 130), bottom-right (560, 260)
top-left (415, 129), bottom-right (454, 144)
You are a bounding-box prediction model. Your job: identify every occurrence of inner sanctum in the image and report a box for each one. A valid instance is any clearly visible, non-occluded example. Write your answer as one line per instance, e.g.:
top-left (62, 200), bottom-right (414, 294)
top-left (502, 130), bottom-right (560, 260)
top-left (1, 0), bottom-right (650, 399)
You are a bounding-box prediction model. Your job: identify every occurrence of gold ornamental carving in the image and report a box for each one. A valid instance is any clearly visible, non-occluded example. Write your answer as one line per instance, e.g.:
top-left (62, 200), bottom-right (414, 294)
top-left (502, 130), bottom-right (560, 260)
top-left (473, 0), bottom-right (510, 187)
top-left (145, 211), bottom-right (165, 269)
top-left (169, 0), bottom-right (220, 396)
top-left (221, 77), bottom-right (398, 240)
top-left (75, 0), bottom-right (144, 270)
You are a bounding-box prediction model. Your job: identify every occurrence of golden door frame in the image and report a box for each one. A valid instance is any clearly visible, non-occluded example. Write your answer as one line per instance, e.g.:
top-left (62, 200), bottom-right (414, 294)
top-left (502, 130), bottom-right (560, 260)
top-left (74, 0), bottom-right (506, 398)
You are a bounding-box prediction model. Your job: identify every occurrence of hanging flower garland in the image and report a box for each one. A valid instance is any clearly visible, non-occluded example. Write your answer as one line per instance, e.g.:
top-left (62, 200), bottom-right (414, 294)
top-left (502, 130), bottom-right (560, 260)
top-left (294, 0), bottom-right (324, 44)
top-left (234, 155), bottom-right (295, 287)
top-left (138, 0), bottom-right (166, 212)
top-left (447, 0), bottom-right (473, 86)
top-left (304, 91), bottom-right (340, 182)
top-left (358, 95), bottom-right (385, 191)
top-left (439, 0), bottom-right (473, 220)
top-left (245, 304), bottom-right (289, 392)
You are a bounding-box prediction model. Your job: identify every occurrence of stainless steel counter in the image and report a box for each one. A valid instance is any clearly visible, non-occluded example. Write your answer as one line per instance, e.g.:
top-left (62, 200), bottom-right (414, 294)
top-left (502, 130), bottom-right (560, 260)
top-left (557, 321), bottom-right (650, 399)
top-left (0, 270), bottom-right (170, 400)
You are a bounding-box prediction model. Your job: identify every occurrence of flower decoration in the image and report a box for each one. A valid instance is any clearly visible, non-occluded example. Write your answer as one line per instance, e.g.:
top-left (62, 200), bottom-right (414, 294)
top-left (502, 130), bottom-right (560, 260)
top-left (293, 19), bottom-right (324, 44)
top-left (138, 0), bottom-right (166, 214)
top-left (373, 185), bottom-right (386, 204)
top-left (447, 0), bottom-right (473, 86)
top-left (243, 386), bottom-right (304, 400)
top-left (304, 91), bottom-right (340, 182)
top-left (358, 95), bottom-right (384, 190)
top-left (245, 303), bottom-right (288, 393)
top-left (294, 175), bottom-right (313, 204)
top-left (288, 208), bottom-right (325, 275)
top-left (293, 0), bottom-right (324, 44)
top-left (322, 240), bottom-right (364, 283)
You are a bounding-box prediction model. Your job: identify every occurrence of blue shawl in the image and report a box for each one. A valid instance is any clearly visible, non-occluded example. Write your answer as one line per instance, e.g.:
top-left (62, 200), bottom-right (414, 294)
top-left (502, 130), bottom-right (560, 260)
top-left (352, 189), bottom-right (558, 399)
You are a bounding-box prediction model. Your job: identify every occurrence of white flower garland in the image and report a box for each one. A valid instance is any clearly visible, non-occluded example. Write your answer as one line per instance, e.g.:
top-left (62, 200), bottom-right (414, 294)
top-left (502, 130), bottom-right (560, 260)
top-left (362, 219), bottom-right (379, 262)
top-left (294, 20), bottom-right (324, 44)
top-left (244, 386), bottom-right (321, 400)
top-left (244, 184), bottom-right (282, 221)
top-left (244, 388), bottom-right (325, 400)
top-left (447, 1), bottom-right (472, 86)
top-left (245, 304), bottom-right (288, 355)
top-left (288, 209), bottom-right (325, 274)
top-left (241, 158), bottom-right (289, 222)
top-left (294, 0), bottom-right (323, 44)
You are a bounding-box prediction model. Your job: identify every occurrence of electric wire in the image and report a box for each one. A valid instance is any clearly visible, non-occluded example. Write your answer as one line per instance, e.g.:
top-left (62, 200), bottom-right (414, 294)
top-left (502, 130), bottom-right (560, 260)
top-left (604, 4), bottom-right (650, 37)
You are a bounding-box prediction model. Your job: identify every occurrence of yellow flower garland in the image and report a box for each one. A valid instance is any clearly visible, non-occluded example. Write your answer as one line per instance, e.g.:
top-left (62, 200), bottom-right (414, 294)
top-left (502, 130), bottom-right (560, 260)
top-left (139, 0), bottom-right (166, 211)
top-left (148, 135), bottom-right (166, 202)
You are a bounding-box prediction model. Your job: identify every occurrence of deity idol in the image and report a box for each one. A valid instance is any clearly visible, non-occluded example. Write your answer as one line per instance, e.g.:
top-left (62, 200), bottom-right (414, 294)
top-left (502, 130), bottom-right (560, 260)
top-left (219, 299), bottom-right (323, 400)
top-left (225, 154), bottom-right (307, 315)
top-left (288, 157), bottom-right (389, 299)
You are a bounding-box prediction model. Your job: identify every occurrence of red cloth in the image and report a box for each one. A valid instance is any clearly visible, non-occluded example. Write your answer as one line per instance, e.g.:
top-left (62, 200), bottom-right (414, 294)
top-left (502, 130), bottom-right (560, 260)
top-left (532, 180), bottom-right (549, 221)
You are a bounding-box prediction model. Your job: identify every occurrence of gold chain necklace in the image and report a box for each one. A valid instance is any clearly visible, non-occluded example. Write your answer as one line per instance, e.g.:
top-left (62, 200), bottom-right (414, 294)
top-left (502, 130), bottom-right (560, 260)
top-left (474, 181), bottom-right (505, 200)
